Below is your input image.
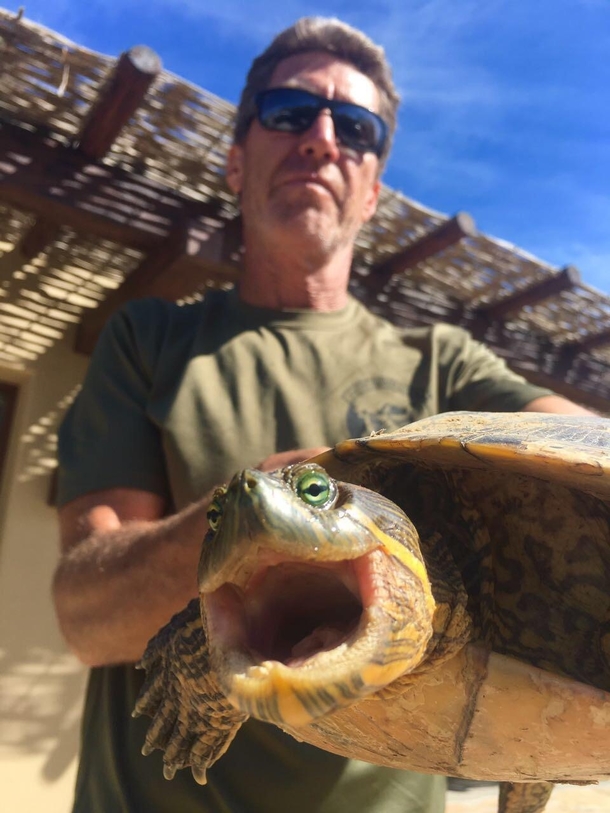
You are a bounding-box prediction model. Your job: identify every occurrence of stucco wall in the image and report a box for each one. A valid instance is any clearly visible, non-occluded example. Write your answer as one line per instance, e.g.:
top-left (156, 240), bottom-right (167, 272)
top-left (0, 329), bottom-right (89, 813)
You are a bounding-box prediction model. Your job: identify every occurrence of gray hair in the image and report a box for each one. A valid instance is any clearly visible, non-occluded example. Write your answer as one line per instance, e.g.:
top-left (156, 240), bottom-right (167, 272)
top-left (233, 17), bottom-right (400, 167)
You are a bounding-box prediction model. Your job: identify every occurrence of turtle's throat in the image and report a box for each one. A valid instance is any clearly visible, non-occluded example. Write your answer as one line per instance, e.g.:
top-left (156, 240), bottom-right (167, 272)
top-left (204, 557), bottom-right (366, 668)
top-left (250, 561), bottom-right (363, 666)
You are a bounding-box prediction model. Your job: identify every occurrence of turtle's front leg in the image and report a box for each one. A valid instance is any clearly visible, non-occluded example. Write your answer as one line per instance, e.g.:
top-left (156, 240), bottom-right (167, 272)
top-left (498, 781), bottom-right (553, 813)
top-left (133, 598), bottom-right (248, 784)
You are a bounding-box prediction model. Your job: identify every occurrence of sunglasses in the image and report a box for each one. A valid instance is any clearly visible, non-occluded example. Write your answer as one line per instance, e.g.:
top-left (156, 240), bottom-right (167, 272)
top-left (254, 87), bottom-right (388, 158)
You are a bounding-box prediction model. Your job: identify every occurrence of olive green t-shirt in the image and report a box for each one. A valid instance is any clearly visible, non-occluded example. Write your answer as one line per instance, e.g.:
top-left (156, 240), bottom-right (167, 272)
top-left (58, 290), bottom-right (551, 813)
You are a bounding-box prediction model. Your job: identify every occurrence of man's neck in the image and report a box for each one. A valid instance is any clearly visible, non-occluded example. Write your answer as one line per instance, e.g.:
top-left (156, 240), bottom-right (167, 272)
top-left (237, 241), bottom-right (353, 311)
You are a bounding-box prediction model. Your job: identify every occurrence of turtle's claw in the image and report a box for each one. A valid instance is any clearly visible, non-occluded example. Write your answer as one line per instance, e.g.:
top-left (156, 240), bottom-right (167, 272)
top-left (163, 764), bottom-right (178, 781)
top-left (191, 765), bottom-right (208, 785)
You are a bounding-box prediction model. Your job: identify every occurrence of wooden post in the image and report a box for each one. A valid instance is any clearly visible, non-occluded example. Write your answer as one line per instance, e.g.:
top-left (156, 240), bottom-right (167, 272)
top-left (77, 46), bottom-right (162, 159)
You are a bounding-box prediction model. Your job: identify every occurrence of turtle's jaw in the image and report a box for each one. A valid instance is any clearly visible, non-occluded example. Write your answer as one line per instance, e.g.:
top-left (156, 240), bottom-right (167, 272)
top-left (199, 467), bottom-right (435, 726)
top-left (202, 549), bottom-right (423, 727)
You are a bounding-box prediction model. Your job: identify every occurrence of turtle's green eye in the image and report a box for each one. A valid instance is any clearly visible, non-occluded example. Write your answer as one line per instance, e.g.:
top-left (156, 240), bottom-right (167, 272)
top-left (294, 469), bottom-right (336, 508)
top-left (207, 492), bottom-right (225, 532)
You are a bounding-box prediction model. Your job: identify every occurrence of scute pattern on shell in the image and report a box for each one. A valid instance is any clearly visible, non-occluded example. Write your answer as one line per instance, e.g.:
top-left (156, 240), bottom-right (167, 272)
top-left (376, 459), bottom-right (610, 692)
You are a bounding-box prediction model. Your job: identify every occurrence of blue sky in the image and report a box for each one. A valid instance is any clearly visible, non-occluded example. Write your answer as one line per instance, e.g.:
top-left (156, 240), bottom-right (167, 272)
top-left (11, 0), bottom-right (610, 290)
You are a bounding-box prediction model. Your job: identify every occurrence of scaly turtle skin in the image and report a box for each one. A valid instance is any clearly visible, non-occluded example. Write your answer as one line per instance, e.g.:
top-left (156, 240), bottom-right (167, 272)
top-left (134, 412), bottom-right (610, 813)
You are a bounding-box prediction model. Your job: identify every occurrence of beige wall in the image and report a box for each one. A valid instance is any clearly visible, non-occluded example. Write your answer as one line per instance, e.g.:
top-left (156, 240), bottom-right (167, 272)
top-left (0, 329), bottom-right (89, 813)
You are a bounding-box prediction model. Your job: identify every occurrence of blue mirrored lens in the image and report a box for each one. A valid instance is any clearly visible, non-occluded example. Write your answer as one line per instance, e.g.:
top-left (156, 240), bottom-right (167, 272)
top-left (255, 88), bottom-right (387, 156)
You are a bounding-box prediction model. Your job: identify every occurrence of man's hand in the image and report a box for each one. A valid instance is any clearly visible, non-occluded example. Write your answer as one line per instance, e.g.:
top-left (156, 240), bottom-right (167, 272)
top-left (256, 447), bottom-right (331, 472)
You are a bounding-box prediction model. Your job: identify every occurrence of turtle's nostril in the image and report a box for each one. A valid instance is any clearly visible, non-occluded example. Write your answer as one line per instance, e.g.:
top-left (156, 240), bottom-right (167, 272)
top-left (241, 470), bottom-right (259, 491)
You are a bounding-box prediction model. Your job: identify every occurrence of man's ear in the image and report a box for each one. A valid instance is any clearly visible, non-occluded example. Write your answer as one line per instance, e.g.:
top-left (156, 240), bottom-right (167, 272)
top-left (226, 144), bottom-right (244, 195)
top-left (362, 179), bottom-right (381, 223)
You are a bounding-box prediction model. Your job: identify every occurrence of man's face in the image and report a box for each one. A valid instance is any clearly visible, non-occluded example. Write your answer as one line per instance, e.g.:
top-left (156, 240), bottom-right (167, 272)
top-left (226, 52), bottom-right (382, 262)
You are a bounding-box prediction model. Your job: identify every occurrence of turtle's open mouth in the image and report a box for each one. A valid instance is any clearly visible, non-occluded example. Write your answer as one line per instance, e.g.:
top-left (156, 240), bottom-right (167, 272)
top-left (204, 556), bottom-right (366, 668)
top-left (248, 560), bottom-right (363, 665)
top-left (202, 548), bottom-right (429, 726)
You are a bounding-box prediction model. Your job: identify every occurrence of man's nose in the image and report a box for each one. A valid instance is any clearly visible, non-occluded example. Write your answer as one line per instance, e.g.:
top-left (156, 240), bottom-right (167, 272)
top-left (297, 110), bottom-right (341, 161)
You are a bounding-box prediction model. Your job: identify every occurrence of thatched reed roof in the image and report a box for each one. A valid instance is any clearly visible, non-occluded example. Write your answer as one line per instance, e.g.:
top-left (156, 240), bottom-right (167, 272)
top-left (0, 7), bottom-right (608, 410)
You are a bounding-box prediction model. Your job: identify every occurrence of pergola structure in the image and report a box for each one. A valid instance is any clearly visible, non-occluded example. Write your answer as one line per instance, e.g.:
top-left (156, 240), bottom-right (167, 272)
top-left (0, 8), bottom-right (609, 411)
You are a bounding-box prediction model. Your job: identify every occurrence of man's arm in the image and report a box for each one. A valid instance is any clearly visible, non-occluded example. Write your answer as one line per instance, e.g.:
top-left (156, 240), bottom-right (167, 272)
top-left (522, 394), bottom-right (595, 415)
top-left (54, 487), bottom-right (211, 667)
top-left (53, 447), bottom-right (329, 669)
top-left (439, 325), bottom-right (597, 417)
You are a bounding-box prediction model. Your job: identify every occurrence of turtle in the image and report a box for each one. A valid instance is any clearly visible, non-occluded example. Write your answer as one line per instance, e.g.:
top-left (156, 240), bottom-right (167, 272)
top-left (133, 411), bottom-right (610, 813)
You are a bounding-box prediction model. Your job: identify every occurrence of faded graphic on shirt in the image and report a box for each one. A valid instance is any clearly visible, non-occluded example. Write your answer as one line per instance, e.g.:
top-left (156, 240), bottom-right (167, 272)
top-left (343, 378), bottom-right (414, 437)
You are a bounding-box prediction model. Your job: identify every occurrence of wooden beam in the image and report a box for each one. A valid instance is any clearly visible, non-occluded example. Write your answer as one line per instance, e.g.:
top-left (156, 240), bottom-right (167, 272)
top-left (366, 212), bottom-right (477, 293)
top-left (75, 217), bottom-right (240, 355)
top-left (77, 46), bottom-right (162, 160)
top-left (0, 117), bottom-right (219, 248)
top-left (13, 46), bottom-right (163, 265)
top-left (477, 265), bottom-right (581, 321)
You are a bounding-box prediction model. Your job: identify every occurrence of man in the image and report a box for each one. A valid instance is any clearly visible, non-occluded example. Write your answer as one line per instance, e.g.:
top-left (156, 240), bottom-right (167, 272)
top-left (53, 16), bottom-right (592, 813)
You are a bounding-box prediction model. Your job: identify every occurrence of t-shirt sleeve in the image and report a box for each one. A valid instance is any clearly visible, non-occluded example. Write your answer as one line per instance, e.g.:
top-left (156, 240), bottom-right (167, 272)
top-left (56, 299), bottom-right (171, 507)
top-left (437, 325), bottom-right (554, 412)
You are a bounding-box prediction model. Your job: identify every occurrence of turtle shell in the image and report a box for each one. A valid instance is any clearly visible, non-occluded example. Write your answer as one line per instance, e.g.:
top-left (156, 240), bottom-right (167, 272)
top-left (287, 411), bottom-right (610, 781)
top-left (135, 411), bottom-right (610, 789)
top-left (320, 411), bottom-right (610, 502)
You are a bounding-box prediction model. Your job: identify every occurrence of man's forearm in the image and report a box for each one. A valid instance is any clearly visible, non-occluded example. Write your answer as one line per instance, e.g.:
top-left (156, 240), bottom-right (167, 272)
top-left (53, 498), bottom-right (210, 667)
top-left (523, 394), bottom-right (595, 415)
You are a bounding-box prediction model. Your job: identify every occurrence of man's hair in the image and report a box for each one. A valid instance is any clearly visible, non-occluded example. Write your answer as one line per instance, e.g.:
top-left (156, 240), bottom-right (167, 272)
top-left (233, 17), bottom-right (400, 167)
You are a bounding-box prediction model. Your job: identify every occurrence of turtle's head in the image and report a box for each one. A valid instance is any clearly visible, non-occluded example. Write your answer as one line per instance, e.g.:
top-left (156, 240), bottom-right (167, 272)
top-left (198, 464), bottom-right (436, 727)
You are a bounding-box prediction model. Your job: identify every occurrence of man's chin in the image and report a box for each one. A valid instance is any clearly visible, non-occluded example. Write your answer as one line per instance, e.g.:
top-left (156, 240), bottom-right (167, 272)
top-left (270, 203), bottom-right (338, 238)
top-left (279, 219), bottom-right (342, 258)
